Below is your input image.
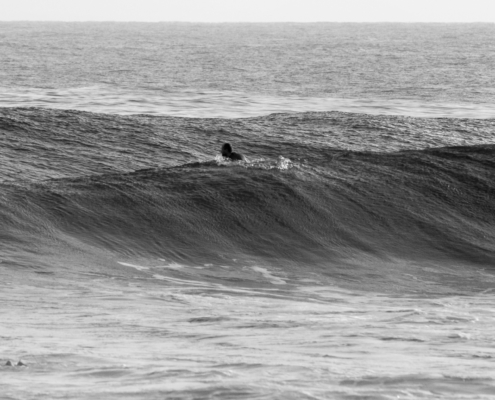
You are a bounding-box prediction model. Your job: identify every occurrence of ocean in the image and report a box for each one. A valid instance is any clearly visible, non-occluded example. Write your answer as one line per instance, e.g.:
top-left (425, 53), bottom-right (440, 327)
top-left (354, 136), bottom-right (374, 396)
top-left (1, 22), bottom-right (495, 399)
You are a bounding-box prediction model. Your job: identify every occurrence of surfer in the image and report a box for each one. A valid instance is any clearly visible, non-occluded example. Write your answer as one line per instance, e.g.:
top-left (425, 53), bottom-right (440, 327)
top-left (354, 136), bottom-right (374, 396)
top-left (221, 143), bottom-right (245, 161)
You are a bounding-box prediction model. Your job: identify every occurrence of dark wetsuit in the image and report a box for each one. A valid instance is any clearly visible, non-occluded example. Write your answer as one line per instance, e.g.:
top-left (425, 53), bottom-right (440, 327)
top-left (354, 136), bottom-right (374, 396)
top-left (227, 152), bottom-right (244, 161)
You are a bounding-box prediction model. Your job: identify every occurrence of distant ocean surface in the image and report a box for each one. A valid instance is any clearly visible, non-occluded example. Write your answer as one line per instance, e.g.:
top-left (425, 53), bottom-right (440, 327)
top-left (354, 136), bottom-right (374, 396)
top-left (1, 22), bottom-right (495, 399)
top-left (1, 22), bottom-right (495, 118)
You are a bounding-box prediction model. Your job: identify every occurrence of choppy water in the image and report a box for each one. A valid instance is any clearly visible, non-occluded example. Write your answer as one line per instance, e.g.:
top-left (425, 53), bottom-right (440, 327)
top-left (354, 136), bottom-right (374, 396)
top-left (1, 23), bottom-right (495, 399)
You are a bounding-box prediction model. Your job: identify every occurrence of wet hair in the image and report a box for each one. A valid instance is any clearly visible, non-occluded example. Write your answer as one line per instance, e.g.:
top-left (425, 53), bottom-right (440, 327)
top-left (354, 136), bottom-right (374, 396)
top-left (222, 143), bottom-right (232, 153)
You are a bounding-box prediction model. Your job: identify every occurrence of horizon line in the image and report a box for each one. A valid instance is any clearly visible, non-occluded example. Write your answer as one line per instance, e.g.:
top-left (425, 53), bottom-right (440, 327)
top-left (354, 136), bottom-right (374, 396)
top-left (1, 20), bottom-right (494, 24)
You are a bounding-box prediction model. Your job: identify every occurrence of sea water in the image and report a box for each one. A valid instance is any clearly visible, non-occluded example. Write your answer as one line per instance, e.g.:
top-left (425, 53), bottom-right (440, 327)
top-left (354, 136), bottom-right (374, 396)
top-left (1, 22), bottom-right (495, 399)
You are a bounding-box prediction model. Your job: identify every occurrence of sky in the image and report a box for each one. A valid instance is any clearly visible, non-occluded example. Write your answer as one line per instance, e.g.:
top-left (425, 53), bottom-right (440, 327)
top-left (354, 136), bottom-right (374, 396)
top-left (0, 0), bottom-right (494, 23)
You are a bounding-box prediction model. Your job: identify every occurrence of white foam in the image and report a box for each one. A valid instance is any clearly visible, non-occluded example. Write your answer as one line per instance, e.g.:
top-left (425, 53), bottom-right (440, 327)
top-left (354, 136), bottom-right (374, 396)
top-left (251, 266), bottom-right (286, 285)
top-left (276, 156), bottom-right (293, 170)
top-left (119, 261), bottom-right (190, 272)
top-left (118, 262), bottom-right (150, 271)
top-left (155, 263), bottom-right (184, 270)
top-left (152, 274), bottom-right (215, 288)
top-left (237, 156), bottom-right (294, 171)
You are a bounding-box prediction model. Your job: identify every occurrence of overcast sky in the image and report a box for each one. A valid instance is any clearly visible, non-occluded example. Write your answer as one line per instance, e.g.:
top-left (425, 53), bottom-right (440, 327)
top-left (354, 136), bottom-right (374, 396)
top-left (1, 0), bottom-right (494, 22)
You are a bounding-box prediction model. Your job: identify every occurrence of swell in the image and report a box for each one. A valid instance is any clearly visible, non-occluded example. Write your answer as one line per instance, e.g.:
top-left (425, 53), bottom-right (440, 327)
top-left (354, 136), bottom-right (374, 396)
top-left (2, 107), bottom-right (495, 182)
top-left (2, 145), bottom-right (495, 277)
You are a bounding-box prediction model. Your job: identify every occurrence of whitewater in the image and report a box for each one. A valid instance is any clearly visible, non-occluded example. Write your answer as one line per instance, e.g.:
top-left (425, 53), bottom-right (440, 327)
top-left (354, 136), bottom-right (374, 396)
top-left (1, 22), bottom-right (495, 399)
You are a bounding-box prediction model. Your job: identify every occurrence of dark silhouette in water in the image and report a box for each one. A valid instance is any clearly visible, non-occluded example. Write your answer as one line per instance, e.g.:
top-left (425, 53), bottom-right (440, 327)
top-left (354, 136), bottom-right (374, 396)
top-left (221, 143), bottom-right (245, 161)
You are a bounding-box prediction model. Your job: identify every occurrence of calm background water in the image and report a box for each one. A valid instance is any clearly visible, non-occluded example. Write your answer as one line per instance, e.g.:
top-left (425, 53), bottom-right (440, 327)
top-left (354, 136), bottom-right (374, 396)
top-left (1, 22), bottom-right (494, 117)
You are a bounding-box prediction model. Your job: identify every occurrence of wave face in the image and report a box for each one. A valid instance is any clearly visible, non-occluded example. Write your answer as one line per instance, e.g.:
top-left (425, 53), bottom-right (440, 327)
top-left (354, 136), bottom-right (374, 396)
top-left (2, 108), bottom-right (495, 293)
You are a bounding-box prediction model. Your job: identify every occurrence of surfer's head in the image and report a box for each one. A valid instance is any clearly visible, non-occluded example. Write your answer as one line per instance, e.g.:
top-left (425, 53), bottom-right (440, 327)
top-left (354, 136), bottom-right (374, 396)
top-left (221, 143), bottom-right (232, 157)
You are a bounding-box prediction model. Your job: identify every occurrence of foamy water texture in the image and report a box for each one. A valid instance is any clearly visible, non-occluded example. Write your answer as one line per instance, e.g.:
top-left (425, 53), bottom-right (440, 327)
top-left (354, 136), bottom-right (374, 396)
top-left (2, 264), bottom-right (495, 400)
